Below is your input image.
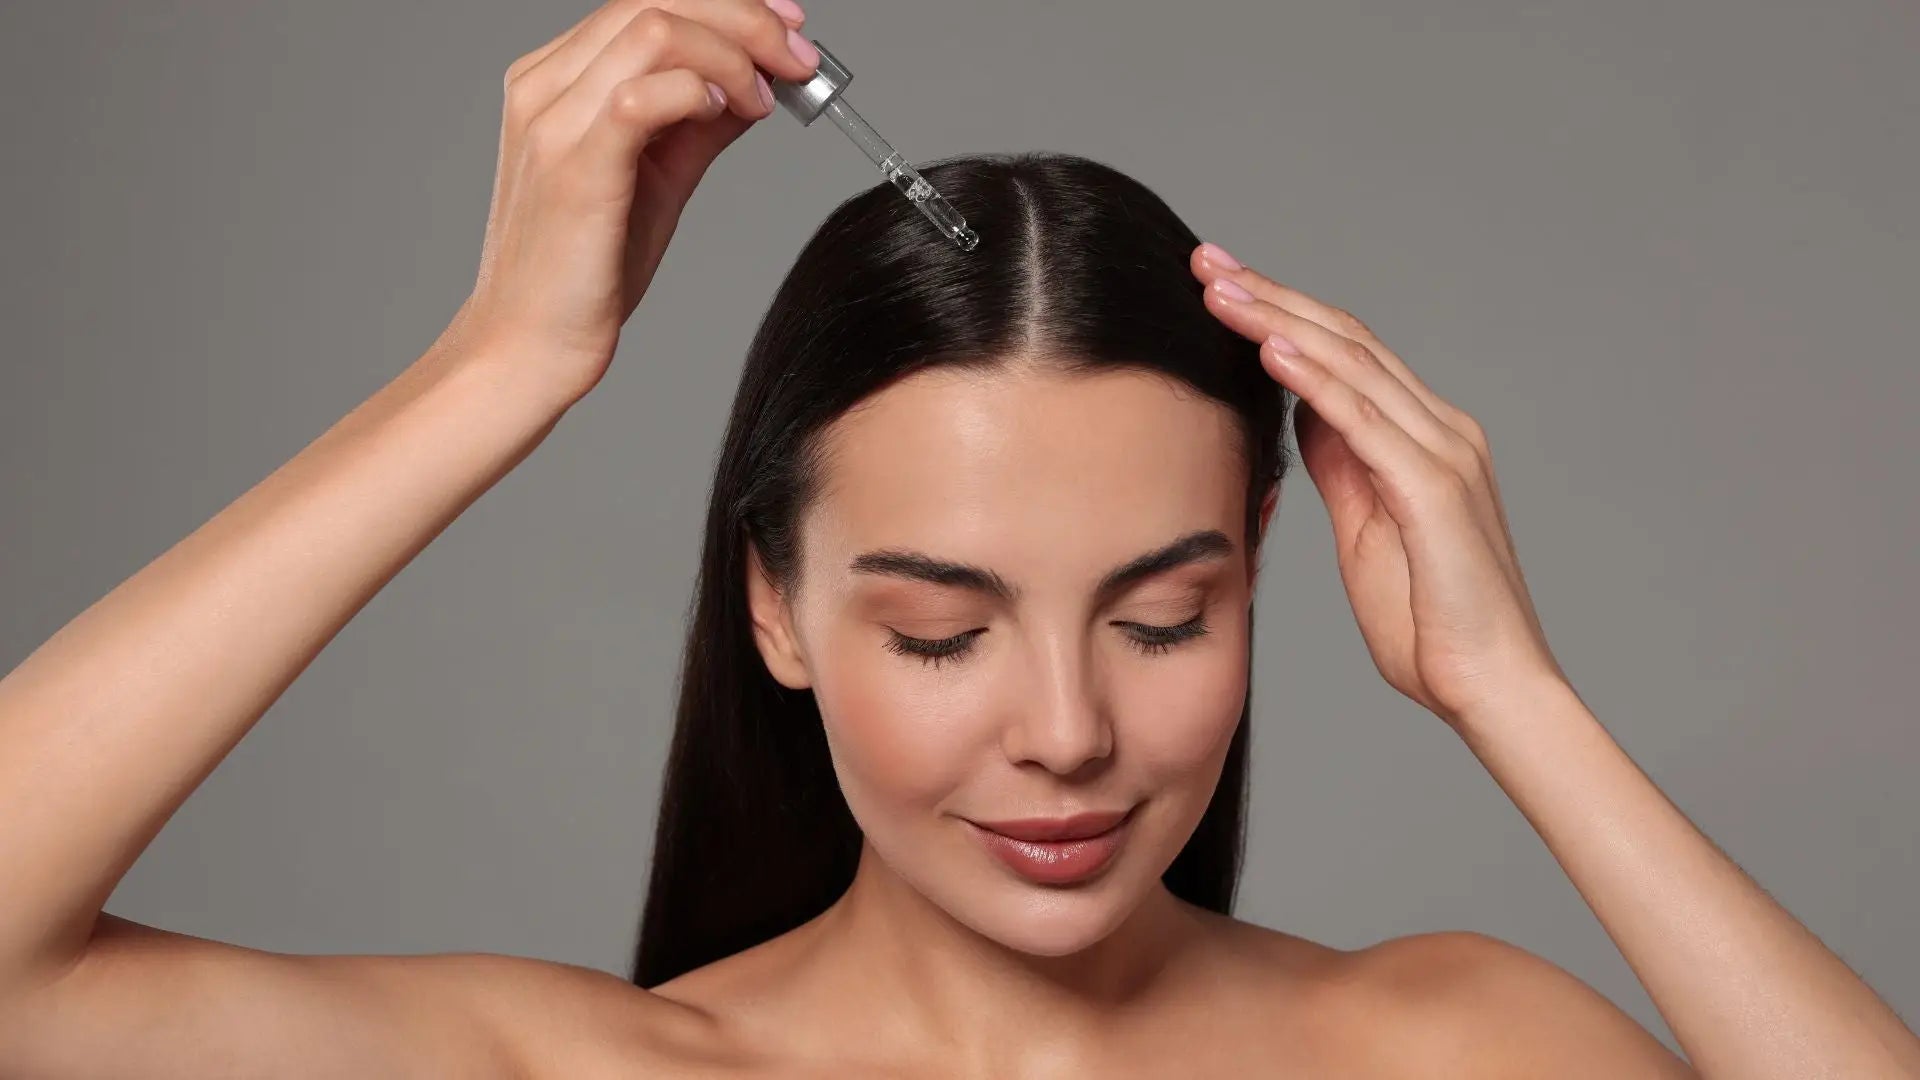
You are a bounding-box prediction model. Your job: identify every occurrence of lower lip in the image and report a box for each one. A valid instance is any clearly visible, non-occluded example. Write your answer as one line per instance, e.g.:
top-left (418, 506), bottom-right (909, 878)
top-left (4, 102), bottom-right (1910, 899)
top-left (968, 811), bottom-right (1133, 886)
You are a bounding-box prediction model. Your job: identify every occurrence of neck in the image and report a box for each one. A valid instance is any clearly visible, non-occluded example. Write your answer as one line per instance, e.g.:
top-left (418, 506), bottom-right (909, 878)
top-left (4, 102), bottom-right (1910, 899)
top-left (790, 837), bottom-right (1213, 1069)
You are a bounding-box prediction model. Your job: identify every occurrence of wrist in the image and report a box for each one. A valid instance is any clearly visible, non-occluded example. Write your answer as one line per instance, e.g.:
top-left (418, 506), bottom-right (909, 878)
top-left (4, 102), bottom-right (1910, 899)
top-left (432, 298), bottom-right (612, 410)
top-left (1448, 672), bottom-right (1589, 751)
top-left (426, 325), bottom-right (601, 420)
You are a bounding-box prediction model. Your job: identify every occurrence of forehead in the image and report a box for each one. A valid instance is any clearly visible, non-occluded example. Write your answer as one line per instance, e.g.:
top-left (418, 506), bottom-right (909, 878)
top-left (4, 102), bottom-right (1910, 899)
top-left (806, 364), bottom-right (1247, 585)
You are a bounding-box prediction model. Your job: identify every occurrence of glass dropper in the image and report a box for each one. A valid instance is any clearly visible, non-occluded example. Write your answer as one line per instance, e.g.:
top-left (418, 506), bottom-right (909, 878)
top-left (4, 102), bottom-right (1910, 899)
top-left (767, 40), bottom-right (979, 252)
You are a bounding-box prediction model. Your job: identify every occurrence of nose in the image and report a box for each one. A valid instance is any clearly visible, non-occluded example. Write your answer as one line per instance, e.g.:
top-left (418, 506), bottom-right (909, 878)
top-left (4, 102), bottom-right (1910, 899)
top-left (999, 633), bottom-right (1114, 777)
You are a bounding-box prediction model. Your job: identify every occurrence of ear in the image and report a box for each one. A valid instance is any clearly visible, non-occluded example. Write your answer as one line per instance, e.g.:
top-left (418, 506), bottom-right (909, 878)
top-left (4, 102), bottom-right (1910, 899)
top-left (746, 537), bottom-right (813, 690)
top-left (1249, 485), bottom-right (1280, 593)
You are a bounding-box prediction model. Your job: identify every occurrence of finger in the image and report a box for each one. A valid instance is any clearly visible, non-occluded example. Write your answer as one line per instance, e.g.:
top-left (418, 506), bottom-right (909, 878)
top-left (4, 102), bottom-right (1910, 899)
top-left (1292, 395), bottom-right (1383, 546)
top-left (1236, 279), bottom-right (1521, 580)
top-left (672, 0), bottom-right (820, 84)
top-left (496, 5), bottom-right (628, 214)
top-left (621, 149), bottom-right (678, 312)
top-left (1258, 334), bottom-right (1461, 532)
top-left (1204, 278), bottom-right (1483, 477)
top-left (507, 4), bottom-right (605, 85)
top-left (1271, 340), bottom-right (1522, 630)
top-left (643, 102), bottom-right (756, 202)
top-left (539, 7), bottom-right (791, 142)
top-left (511, 0), bottom-right (653, 118)
top-left (569, 68), bottom-right (732, 205)
top-left (1190, 245), bottom-right (1467, 436)
top-left (1191, 245), bottom-right (1520, 571)
top-left (523, 0), bottom-right (812, 123)
top-left (1191, 246), bottom-right (1532, 619)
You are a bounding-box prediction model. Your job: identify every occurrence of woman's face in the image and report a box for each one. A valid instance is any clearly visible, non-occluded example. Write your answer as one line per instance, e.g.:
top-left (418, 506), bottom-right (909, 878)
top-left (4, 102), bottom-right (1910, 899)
top-left (748, 362), bottom-right (1273, 957)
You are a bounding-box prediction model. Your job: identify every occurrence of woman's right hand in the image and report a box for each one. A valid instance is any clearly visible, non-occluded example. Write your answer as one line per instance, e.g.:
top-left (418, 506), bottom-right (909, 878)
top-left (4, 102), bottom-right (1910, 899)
top-left (0, 11), bottom-right (826, 1078)
top-left (454, 0), bottom-right (820, 403)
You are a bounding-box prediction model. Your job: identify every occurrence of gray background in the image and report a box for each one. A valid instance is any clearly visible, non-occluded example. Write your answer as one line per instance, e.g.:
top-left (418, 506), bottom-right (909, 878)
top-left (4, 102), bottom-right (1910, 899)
top-left (2, 0), bottom-right (1914, 1052)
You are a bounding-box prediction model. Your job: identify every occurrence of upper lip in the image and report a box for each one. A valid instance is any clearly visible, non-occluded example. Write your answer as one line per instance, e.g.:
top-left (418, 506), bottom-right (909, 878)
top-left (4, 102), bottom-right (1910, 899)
top-left (972, 808), bottom-right (1133, 841)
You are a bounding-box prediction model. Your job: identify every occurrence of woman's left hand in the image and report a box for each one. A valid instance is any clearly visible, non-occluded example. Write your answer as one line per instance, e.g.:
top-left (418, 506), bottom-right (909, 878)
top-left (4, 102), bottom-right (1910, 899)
top-left (1190, 241), bottom-right (1568, 729)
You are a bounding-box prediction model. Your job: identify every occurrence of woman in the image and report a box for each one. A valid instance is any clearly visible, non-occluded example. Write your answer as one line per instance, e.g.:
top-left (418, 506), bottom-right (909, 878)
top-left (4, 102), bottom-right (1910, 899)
top-left (0, 0), bottom-right (1912, 1075)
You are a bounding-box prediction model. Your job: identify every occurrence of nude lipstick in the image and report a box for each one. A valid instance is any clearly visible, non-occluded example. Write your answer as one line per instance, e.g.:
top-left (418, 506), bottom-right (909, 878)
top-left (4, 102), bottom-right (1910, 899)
top-left (966, 807), bottom-right (1135, 886)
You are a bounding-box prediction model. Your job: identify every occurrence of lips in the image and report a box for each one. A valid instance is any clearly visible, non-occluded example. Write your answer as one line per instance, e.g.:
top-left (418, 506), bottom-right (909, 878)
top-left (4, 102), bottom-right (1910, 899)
top-left (966, 806), bottom-right (1136, 885)
top-left (972, 809), bottom-right (1131, 842)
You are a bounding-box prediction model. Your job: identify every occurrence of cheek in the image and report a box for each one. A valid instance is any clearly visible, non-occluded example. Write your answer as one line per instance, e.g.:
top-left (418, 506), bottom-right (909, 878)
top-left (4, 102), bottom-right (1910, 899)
top-left (811, 638), bottom-right (988, 812)
top-left (1118, 623), bottom-right (1251, 782)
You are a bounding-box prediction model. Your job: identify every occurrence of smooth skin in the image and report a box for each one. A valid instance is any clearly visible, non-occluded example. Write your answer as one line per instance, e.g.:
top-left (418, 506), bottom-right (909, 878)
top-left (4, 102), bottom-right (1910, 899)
top-left (0, 0), bottom-right (1913, 1076)
top-left (1189, 247), bottom-right (1920, 1077)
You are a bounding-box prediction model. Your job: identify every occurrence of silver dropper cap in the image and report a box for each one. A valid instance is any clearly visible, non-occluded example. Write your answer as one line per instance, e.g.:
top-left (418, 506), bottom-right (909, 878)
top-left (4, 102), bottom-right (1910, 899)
top-left (768, 40), bottom-right (853, 125)
top-left (768, 41), bottom-right (979, 251)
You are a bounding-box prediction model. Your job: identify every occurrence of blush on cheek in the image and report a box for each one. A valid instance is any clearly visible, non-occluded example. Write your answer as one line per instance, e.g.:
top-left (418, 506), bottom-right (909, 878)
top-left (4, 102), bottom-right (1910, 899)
top-left (813, 655), bottom-right (985, 810)
top-left (1121, 633), bottom-right (1249, 779)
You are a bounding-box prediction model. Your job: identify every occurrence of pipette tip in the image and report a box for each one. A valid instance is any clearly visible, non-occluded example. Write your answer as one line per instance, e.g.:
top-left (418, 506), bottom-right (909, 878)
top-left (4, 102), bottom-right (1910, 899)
top-left (767, 41), bottom-right (980, 252)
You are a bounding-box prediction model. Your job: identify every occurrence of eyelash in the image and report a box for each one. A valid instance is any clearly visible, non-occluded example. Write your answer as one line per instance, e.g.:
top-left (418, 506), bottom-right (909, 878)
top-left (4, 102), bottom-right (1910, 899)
top-left (883, 615), bottom-right (1211, 669)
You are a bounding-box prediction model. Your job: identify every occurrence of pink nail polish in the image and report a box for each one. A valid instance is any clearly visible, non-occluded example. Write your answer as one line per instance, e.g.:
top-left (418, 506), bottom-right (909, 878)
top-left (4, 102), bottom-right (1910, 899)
top-left (764, 0), bottom-right (806, 24)
top-left (1266, 333), bottom-right (1303, 357)
top-left (1200, 241), bottom-right (1242, 271)
top-left (1213, 278), bottom-right (1254, 303)
top-left (786, 27), bottom-right (820, 69)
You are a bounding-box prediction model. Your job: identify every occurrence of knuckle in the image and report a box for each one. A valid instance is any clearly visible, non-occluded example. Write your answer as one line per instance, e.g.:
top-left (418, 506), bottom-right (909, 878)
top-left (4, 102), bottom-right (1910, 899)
top-left (1412, 459), bottom-right (1469, 503)
top-left (1351, 389), bottom-right (1387, 428)
top-left (629, 6), bottom-right (674, 46)
top-left (1328, 305), bottom-right (1371, 340)
top-left (1440, 434), bottom-right (1486, 480)
top-left (502, 72), bottom-right (540, 121)
top-left (760, 5), bottom-right (794, 48)
top-left (1339, 339), bottom-right (1376, 370)
top-left (669, 67), bottom-right (709, 105)
top-left (1454, 411), bottom-right (1490, 454)
top-left (523, 114), bottom-right (569, 160)
top-left (608, 78), bottom-right (654, 122)
top-left (726, 38), bottom-right (759, 83)
top-left (1439, 465), bottom-right (1475, 503)
top-left (740, 1), bottom-right (783, 41)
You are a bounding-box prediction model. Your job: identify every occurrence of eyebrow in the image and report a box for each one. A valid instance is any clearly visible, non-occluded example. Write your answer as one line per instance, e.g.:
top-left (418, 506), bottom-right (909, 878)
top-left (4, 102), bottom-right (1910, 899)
top-left (847, 529), bottom-right (1236, 606)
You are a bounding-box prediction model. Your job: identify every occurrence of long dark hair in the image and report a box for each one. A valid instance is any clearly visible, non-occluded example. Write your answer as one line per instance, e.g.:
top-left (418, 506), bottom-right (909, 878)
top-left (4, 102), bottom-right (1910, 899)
top-left (631, 151), bottom-right (1296, 988)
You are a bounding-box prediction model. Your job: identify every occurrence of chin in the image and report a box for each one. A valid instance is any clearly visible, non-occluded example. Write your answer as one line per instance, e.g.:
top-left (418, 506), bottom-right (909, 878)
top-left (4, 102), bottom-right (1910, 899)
top-left (932, 861), bottom-right (1153, 958)
top-left (979, 902), bottom-right (1135, 957)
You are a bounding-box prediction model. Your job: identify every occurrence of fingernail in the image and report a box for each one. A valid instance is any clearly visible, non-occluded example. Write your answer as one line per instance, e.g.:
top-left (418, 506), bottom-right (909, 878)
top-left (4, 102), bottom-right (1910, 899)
top-left (755, 71), bottom-right (775, 111)
top-left (1199, 241), bottom-right (1242, 270)
top-left (1266, 333), bottom-right (1304, 357)
top-left (764, 0), bottom-right (806, 25)
top-left (786, 28), bottom-right (820, 69)
top-left (706, 81), bottom-right (727, 112)
top-left (1213, 278), bottom-right (1254, 303)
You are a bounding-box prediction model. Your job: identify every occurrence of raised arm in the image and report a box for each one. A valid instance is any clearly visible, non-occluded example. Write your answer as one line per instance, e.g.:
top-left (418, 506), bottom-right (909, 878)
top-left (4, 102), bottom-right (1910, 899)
top-left (0, 324), bottom-right (582, 1077)
top-left (1188, 238), bottom-right (1920, 1077)
top-left (0, 1), bottom-right (823, 1074)
top-left (1454, 674), bottom-right (1920, 1076)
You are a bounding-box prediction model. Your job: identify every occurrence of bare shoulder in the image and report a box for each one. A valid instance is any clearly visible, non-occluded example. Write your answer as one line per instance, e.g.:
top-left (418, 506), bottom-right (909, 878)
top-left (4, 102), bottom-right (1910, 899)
top-left (1183, 914), bottom-right (1691, 1076)
top-left (1335, 929), bottom-right (1696, 1077)
top-left (437, 952), bottom-right (742, 1077)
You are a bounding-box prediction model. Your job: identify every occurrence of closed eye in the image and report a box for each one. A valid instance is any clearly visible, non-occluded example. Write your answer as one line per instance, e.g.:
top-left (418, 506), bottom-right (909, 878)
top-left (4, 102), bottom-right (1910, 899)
top-left (883, 628), bottom-right (983, 669)
top-left (884, 615), bottom-right (1211, 669)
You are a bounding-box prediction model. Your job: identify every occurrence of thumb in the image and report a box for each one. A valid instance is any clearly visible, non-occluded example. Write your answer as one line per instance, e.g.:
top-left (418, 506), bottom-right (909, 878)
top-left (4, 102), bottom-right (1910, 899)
top-left (646, 107), bottom-right (756, 207)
